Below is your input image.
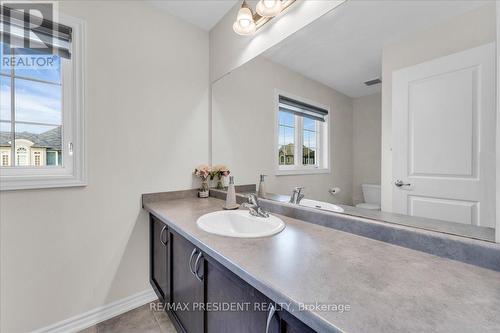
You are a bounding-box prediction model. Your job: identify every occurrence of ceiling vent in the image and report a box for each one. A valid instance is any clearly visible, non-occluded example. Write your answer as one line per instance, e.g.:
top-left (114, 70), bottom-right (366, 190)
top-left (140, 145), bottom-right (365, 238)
top-left (364, 78), bottom-right (382, 86)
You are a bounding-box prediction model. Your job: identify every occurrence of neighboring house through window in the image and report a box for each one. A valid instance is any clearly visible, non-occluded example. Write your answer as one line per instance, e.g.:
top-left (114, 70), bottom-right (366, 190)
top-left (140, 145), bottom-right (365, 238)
top-left (0, 9), bottom-right (86, 190)
top-left (276, 93), bottom-right (329, 175)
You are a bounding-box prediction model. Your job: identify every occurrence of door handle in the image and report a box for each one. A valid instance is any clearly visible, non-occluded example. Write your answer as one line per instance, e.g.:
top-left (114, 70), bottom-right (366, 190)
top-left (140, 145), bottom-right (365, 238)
top-left (265, 304), bottom-right (276, 333)
top-left (188, 248), bottom-right (198, 275)
top-left (160, 226), bottom-right (167, 246)
top-left (394, 180), bottom-right (411, 187)
top-left (193, 252), bottom-right (204, 282)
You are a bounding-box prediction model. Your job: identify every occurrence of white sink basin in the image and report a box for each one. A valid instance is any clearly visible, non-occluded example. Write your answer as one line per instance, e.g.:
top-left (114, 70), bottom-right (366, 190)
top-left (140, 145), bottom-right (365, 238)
top-left (299, 199), bottom-right (344, 213)
top-left (197, 210), bottom-right (285, 238)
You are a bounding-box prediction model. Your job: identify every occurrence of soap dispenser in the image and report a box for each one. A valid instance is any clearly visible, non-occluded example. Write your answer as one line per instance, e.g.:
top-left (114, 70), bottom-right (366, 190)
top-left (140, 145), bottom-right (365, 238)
top-left (223, 176), bottom-right (239, 210)
top-left (257, 174), bottom-right (267, 198)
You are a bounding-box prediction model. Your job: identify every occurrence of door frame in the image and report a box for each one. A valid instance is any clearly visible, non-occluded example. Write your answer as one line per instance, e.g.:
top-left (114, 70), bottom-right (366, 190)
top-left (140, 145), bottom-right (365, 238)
top-left (496, 3), bottom-right (500, 243)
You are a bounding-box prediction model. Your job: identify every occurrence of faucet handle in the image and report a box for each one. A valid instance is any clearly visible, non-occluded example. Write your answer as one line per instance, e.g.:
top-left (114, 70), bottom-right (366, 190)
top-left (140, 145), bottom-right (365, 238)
top-left (243, 194), bottom-right (269, 218)
top-left (246, 193), bottom-right (259, 205)
top-left (294, 186), bottom-right (305, 194)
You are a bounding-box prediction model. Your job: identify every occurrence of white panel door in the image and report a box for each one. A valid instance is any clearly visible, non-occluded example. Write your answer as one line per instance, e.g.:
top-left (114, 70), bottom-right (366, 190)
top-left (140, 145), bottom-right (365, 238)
top-left (392, 43), bottom-right (495, 227)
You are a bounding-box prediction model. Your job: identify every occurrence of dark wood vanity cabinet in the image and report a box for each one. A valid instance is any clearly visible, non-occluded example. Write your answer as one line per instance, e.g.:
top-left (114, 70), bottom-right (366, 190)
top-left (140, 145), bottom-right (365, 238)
top-left (150, 215), bottom-right (169, 303)
top-left (149, 213), bottom-right (316, 333)
top-left (171, 231), bottom-right (205, 333)
top-left (205, 258), bottom-right (270, 332)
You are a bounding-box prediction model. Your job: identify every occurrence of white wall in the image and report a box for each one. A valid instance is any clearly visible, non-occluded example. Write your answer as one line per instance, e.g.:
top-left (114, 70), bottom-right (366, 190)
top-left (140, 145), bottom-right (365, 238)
top-left (212, 56), bottom-right (353, 204)
top-left (0, 1), bottom-right (209, 332)
top-left (380, 3), bottom-right (497, 211)
top-left (352, 93), bottom-right (381, 205)
top-left (209, 0), bottom-right (345, 82)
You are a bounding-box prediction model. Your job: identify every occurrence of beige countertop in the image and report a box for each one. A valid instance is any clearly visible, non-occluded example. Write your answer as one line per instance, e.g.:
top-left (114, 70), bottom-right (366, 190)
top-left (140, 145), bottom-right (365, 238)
top-left (144, 196), bottom-right (500, 333)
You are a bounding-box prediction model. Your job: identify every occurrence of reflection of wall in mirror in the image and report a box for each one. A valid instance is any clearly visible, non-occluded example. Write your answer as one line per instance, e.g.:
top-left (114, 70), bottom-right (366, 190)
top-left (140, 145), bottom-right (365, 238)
top-left (352, 93), bottom-right (382, 205)
top-left (381, 2), bottom-right (497, 212)
top-left (212, 56), bottom-right (353, 204)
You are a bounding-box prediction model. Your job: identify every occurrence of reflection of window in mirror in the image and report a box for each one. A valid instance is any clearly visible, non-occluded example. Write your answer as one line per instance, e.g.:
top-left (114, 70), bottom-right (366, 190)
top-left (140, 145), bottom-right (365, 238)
top-left (276, 93), bottom-right (329, 175)
top-left (302, 118), bottom-right (318, 166)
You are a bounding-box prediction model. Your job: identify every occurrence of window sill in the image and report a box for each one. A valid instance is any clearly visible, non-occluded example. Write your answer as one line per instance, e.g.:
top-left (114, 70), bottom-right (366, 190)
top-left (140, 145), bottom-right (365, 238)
top-left (0, 174), bottom-right (87, 191)
top-left (276, 168), bottom-right (330, 176)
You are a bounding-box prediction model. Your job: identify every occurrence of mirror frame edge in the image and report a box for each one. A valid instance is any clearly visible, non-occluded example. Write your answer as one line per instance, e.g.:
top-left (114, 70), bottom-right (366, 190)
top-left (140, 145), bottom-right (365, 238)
top-left (496, 2), bottom-right (500, 243)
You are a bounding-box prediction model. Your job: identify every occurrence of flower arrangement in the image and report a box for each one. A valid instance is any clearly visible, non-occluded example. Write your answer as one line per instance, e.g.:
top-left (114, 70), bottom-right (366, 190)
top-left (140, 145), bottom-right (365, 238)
top-left (193, 164), bottom-right (211, 197)
top-left (210, 165), bottom-right (230, 190)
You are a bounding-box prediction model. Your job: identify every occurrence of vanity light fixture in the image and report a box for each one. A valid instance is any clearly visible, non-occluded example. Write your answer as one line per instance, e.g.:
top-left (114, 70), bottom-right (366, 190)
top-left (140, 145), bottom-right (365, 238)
top-left (233, 0), bottom-right (296, 36)
top-left (256, 0), bottom-right (283, 17)
top-left (233, 1), bottom-right (256, 36)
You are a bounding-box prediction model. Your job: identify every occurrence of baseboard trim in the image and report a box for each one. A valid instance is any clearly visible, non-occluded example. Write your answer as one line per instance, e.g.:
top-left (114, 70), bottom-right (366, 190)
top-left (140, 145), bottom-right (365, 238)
top-left (31, 289), bottom-right (157, 333)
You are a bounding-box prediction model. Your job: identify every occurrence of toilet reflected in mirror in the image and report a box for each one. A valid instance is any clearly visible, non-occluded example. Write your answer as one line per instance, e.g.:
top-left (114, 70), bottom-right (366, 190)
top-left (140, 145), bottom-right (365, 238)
top-left (355, 184), bottom-right (381, 211)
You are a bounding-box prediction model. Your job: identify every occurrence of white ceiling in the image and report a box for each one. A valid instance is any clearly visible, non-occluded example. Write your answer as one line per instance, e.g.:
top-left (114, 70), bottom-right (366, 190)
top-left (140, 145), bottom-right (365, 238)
top-left (263, 0), bottom-right (491, 98)
top-left (149, 0), bottom-right (238, 31)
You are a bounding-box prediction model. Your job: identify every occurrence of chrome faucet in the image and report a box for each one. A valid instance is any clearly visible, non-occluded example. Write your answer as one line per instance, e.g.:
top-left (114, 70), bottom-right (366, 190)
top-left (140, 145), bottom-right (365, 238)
top-left (289, 187), bottom-right (305, 204)
top-left (243, 194), bottom-right (270, 218)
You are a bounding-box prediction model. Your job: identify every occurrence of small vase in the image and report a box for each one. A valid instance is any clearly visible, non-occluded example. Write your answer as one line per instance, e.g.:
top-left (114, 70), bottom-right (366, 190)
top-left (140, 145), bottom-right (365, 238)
top-left (198, 180), bottom-right (209, 198)
top-left (216, 178), bottom-right (224, 190)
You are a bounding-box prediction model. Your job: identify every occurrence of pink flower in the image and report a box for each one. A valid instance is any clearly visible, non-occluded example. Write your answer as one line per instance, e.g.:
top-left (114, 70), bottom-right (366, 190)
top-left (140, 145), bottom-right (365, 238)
top-left (194, 164), bottom-right (211, 180)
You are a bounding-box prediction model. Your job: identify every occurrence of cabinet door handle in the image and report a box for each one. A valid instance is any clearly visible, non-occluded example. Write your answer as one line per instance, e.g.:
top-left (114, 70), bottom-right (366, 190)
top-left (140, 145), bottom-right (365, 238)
top-left (188, 248), bottom-right (198, 275)
top-left (194, 252), bottom-right (204, 281)
top-left (265, 304), bottom-right (276, 333)
top-left (160, 226), bottom-right (167, 246)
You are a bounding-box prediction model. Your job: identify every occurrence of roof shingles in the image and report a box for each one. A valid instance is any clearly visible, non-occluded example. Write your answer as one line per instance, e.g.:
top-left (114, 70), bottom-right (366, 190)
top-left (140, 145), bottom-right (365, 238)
top-left (0, 126), bottom-right (61, 150)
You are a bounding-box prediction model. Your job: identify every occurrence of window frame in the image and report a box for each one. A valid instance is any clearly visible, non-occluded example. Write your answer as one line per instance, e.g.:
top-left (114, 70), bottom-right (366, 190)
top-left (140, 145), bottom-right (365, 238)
top-left (274, 90), bottom-right (330, 176)
top-left (0, 14), bottom-right (86, 191)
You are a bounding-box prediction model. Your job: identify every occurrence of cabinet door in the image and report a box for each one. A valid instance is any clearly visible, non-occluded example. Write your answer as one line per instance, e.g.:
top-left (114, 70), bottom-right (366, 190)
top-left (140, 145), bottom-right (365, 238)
top-left (277, 310), bottom-right (316, 333)
top-left (150, 215), bottom-right (169, 303)
top-left (206, 258), bottom-right (269, 333)
top-left (171, 231), bottom-right (204, 333)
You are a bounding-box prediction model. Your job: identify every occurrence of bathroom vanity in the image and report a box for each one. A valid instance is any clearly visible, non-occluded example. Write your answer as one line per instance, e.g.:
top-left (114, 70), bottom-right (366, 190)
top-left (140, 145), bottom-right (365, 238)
top-left (143, 190), bottom-right (500, 333)
top-left (149, 206), bottom-right (312, 333)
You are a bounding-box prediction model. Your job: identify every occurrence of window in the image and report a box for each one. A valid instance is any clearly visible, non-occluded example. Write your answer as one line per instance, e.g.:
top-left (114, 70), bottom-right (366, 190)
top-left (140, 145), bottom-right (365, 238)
top-left (302, 117), bottom-right (317, 165)
top-left (46, 150), bottom-right (58, 166)
top-left (34, 152), bottom-right (41, 166)
top-left (278, 111), bottom-right (295, 166)
top-left (1, 151), bottom-right (9, 166)
top-left (276, 93), bottom-right (329, 175)
top-left (16, 146), bottom-right (27, 166)
top-left (0, 10), bottom-right (85, 190)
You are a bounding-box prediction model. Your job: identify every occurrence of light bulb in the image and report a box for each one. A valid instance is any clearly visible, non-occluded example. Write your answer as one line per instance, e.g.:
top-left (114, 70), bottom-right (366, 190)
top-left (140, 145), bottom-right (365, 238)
top-left (256, 0), bottom-right (282, 17)
top-left (239, 18), bottom-right (251, 28)
top-left (233, 20), bottom-right (256, 35)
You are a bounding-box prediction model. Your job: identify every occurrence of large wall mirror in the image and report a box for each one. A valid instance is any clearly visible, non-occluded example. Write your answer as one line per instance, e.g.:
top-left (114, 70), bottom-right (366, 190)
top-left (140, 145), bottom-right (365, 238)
top-left (211, 0), bottom-right (499, 242)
